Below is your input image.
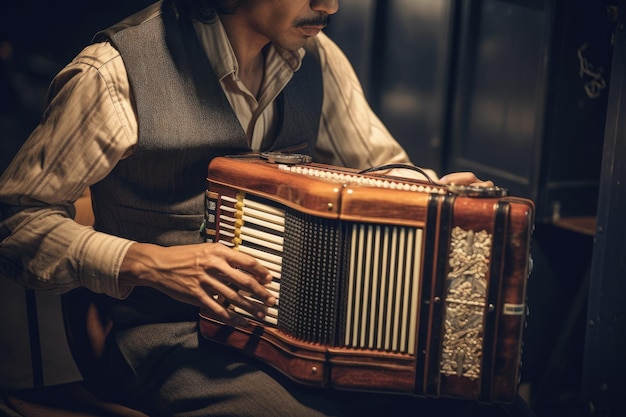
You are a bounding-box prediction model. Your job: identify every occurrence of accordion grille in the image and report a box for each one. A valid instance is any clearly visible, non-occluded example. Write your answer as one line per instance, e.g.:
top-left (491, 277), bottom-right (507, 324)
top-left (279, 209), bottom-right (343, 345)
top-left (279, 209), bottom-right (423, 354)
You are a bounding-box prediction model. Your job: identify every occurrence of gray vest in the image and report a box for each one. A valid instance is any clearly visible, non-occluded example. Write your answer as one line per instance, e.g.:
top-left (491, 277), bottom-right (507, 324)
top-left (91, 0), bottom-right (323, 326)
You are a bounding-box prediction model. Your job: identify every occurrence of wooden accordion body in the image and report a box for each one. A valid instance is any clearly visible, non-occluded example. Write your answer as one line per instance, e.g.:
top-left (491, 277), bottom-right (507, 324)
top-left (199, 155), bottom-right (534, 404)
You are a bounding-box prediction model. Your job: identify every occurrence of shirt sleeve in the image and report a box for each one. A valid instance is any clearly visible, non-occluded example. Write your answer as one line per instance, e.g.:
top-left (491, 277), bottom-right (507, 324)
top-left (312, 34), bottom-right (438, 181)
top-left (0, 42), bottom-right (138, 299)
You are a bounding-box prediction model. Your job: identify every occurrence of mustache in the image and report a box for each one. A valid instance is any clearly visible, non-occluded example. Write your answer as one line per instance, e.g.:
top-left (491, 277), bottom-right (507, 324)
top-left (294, 14), bottom-right (330, 27)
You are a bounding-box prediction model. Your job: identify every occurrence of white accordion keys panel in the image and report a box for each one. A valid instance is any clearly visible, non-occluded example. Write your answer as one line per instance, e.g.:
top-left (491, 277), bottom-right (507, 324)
top-left (344, 224), bottom-right (423, 354)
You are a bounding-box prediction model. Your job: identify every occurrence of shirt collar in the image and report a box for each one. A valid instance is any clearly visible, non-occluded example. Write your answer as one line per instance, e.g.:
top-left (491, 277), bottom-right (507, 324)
top-left (192, 16), bottom-right (305, 82)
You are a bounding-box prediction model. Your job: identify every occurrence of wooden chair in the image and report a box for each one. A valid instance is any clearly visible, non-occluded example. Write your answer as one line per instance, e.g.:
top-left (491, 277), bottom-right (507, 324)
top-left (1, 189), bottom-right (147, 417)
top-left (2, 288), bottom-right (147, 417)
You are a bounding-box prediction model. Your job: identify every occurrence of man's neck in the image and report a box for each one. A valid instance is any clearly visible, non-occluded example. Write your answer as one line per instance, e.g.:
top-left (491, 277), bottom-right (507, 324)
top-left (219, 13), bottom-right (268, 98)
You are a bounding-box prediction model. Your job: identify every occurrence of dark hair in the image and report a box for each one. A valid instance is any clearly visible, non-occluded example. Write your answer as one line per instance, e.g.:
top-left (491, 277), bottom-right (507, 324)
top-left (174, 0), bottom-right (239, 23)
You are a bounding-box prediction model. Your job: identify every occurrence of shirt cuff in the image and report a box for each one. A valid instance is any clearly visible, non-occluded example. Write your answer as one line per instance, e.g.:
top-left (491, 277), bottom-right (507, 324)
top-left (74, 229), bottom-right (136, 299)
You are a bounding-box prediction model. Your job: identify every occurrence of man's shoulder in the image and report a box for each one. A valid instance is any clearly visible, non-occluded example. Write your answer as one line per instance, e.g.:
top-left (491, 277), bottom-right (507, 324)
top-left (95, 1), bottom-right (167, 42)
top-left (70, 42), bottom-right (123, 71)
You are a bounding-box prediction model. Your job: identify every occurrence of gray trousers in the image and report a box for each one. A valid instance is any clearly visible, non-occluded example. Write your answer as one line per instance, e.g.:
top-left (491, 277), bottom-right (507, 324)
top-left (97, 321), bottom-right (533, 417)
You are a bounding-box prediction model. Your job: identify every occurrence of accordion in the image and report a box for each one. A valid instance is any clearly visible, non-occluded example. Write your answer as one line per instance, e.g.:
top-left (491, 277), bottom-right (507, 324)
top-left (199, 154), bottom-right (534, 404)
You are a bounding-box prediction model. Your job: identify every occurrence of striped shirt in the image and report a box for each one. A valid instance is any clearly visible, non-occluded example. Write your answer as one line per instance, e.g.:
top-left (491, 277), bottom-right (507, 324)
top-left (0, 17), bottom-right (422, 298)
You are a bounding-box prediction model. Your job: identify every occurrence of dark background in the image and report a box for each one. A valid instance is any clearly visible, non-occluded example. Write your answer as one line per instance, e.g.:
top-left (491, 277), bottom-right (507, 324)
top-left (0, 1), bottom-right (156, 170)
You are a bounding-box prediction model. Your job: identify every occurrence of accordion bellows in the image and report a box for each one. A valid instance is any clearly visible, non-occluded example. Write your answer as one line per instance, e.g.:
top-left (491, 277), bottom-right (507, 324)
top-left (199, 155), bottom-right (534, 404)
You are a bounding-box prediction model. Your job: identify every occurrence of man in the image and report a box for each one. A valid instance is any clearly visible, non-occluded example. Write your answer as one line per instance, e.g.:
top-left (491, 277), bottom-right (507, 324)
top-left (0, 1), bottom-right (502, 416)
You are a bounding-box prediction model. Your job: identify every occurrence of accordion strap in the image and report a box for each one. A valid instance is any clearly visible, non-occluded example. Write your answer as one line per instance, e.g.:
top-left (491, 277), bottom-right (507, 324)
top-left (357, 164), bottom-right (437, 184)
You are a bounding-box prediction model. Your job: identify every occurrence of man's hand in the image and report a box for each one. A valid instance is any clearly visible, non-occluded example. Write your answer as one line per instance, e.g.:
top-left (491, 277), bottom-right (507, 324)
top-left (119, 242), bottom-right (275, 327)
top-left (439, 172), bottom-right (494, 188)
